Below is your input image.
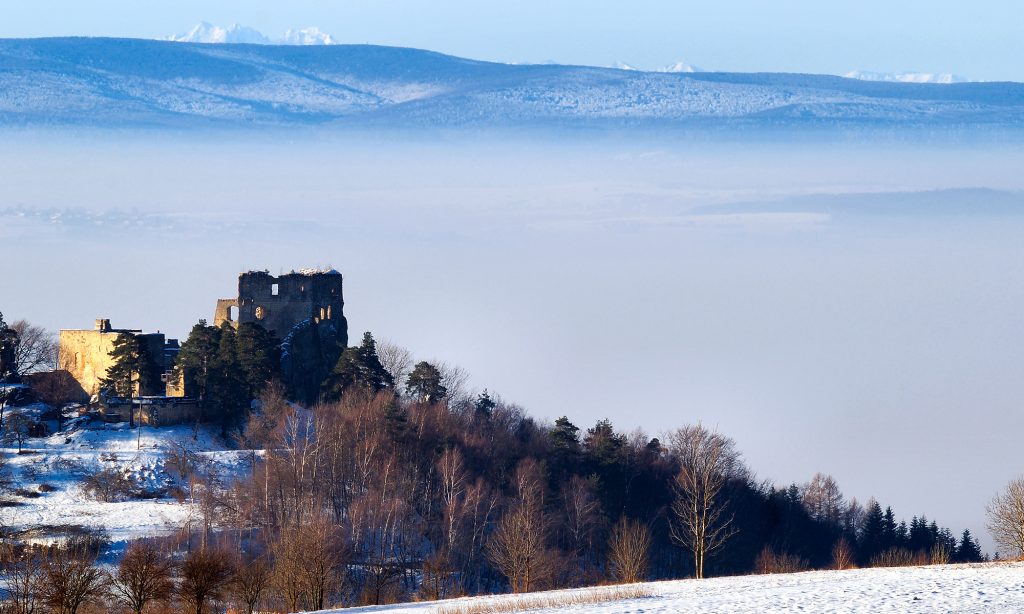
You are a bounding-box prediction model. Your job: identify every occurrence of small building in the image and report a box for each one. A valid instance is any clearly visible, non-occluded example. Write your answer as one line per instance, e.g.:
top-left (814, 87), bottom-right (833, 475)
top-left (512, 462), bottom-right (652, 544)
top-left (101, 396), bottom-right (205, 426)
top-left (57, 318), bottom-right (182, 403)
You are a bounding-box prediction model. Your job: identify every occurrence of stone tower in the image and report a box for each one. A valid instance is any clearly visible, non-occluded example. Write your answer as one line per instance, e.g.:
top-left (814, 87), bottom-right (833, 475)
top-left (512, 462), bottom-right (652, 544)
top-left (214, 269), bottom-right (347, 344)
top-left (214, 269), bottom-right (349, 404)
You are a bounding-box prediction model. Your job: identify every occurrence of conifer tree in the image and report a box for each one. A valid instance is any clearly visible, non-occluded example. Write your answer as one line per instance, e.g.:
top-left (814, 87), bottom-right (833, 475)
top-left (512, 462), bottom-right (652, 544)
top-left (321, 332), bottom-right (394, 401)
top-left (406, 361), bottom-right (446, 403)
top-left (235, 322), bottom-right (280, 397)
top-left (550, 417), bottom-right (581, 456)
top-left (209, 323), bottom-right (248, 436)
top-left (955, 529), bottom-right (983, 562)
top-left (101, 332), bottom-right (158, 427)
top-left (474, 389), bottom-right (496, 420)
top-left (174, 321), bottom-right (222, 403)
top-left (882, 507), bottom-right (897, 550)
top-left (859, 500), bottom-right (886, 564)
top-left (0, 311), bottom-right (19, 381)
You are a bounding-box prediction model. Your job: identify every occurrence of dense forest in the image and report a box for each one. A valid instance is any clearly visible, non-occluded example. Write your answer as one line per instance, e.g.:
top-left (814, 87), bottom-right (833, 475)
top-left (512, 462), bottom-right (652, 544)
top-left (0, 315), bottom-right (990, 613)
top-left (163, 321), bottom-right (986, 605)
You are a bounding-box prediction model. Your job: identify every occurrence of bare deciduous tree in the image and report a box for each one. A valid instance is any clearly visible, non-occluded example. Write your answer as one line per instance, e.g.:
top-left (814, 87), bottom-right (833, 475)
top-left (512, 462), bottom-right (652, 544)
top-left (607, 517), bottom-right (651, 584)
top-left (40, 547), bottom-right (106, 614)
top-left (562, 475), bottom-right (603, 562)
top-left (376, 340), bottom-right (413, 390)
top-left (987, 476), bottom-right (1024, 559)
top-left (5, 549), bottom-right (44, 614)
top-left (831, 537), bottom-right (856, 570)
top-left (177, 548), bottom-right (234, 614)
top-left (667, 424), bottom-right (744, 579)
top-left (10, 320), bottom-right (57, 375)
top-left (108, 541), bottom-right (175, 614)
top-left (273, 515), bottom-right (346, 611)
top-left (4, 413), bottom-right (33, 452)
top-left (436, 361), bottom-right (471, 408)
top-left (802, 473), bottom-right (845, 525)
top-left (754, 546), bottom-right (808, 574)
top-left (230, 556), bottom-right (271, 614)
top-left (486, 460), bottom-right (555, 593)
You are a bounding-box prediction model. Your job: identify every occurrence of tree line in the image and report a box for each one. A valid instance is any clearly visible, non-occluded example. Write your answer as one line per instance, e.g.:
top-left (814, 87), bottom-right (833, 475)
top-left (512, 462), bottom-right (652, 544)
top-left (0, 313), bottom-right (1013, 613)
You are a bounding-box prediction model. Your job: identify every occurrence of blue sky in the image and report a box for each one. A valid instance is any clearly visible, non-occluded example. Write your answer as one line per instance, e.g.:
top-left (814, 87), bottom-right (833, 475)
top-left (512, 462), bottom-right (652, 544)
top-left (2, 0), bottom-right (1022, 79)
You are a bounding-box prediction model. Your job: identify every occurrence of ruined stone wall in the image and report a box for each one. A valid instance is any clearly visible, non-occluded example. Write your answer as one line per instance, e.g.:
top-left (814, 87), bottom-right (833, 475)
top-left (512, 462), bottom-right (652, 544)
top-left (104, 398), bottom-right (205, 426)
top-left (216, 271), bottom-right (346, 342)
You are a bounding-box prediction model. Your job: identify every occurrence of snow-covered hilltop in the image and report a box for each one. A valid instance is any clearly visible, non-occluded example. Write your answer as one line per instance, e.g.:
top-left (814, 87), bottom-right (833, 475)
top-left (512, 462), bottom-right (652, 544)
top-left (0, 37), bottom-right (1021, 129)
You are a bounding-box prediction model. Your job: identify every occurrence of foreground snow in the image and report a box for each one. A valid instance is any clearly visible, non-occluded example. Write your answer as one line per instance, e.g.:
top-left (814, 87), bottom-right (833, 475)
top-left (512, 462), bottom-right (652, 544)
top-left (314, 562), bottom-right (1024, 614)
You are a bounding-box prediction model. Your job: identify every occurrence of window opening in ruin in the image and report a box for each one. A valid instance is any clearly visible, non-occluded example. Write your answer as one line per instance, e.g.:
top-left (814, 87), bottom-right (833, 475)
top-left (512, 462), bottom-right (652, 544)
top-left (320, 307), bottom-right (326, 320)
top-left (327, 305), bottom-right (332, 320)
top-left (229, 305), bottom-right (238, 321)
top-left (271, 283), bottom-right (279, 296)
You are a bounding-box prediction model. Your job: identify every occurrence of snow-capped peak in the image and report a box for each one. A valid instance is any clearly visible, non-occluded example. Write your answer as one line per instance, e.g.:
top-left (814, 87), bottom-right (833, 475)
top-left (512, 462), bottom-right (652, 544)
top-left (168, 23), bottom-right (337, 46)
top-left (659, 61), bottom-right (702, 73)
top-left (611, 61), bottom-right (702, 73)
top-left (170, 22), bottom-right (271, 45)
top-left (281, 27), bottom-right (335, 46)
top-left (843, 70), bottom-right (966, 84)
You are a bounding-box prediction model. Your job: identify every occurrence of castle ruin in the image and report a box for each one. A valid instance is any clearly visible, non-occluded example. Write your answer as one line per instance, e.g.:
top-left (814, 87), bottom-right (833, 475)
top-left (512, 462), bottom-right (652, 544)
top-left (214, 269), bottom-right (349, 403)
top-left (55, 268), bottom-right (350, 422)
top-left (213, 269), bottom-right (347, 343)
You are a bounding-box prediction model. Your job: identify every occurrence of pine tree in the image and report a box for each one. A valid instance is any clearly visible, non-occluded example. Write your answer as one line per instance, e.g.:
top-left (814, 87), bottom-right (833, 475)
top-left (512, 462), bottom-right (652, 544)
top-left (383, 396), bottom-right (408, 439)
top-left (882, 507), bottom-right (897, 551)
top-left (0, 311), bottom-right (19, 381)
top-left (101, 332), bottom-right (158, 427)
top-left (208, 323), bottom-right (248, 436)
top-left (955, 529), bottom-right (983, 563)
top-left (474, 389), bottom-right (497, 420)
top-left (859, 499), bottom-right (886, 564)
top-left (321, 332), bottom-right (394, 401)
top-left (406, 361), bottom-right (446, 403)
top-left (550, 417), bottom-right (581, 456)
top-left (234, 322), bottom-right (280, 397)
top-left (174, 320), bottom-right (222, 402)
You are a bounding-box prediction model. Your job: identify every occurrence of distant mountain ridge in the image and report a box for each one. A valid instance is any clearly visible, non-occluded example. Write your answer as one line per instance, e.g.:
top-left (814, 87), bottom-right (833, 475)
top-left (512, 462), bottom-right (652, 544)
top-left (0, 37), bottom-right (1022, 130)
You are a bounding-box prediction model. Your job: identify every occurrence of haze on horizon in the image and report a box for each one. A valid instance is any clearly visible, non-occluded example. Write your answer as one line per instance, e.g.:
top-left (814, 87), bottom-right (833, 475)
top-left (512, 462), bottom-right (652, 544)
top-left (1, 0), bottom-right (1023, 81)
top-left (3, 131), bottom-right (1024, 553)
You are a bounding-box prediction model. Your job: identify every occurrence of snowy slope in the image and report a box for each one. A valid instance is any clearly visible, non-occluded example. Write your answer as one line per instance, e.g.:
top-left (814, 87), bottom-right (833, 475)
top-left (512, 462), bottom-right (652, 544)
top-left (1, 413), bottom-right (252, 544)
top-left (1, 38), bottom-right (1023, 129)
top-left (313, 563), bottom-right (1024, 614)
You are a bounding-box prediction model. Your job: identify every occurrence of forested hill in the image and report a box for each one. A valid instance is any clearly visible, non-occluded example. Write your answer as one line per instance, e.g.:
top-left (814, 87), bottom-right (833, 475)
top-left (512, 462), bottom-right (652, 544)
top-left (2, 37), bottom-right (1024, 129)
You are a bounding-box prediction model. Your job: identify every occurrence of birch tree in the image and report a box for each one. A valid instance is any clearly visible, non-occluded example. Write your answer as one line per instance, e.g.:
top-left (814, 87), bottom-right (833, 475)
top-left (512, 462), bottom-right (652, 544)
top-left (667, 424), bottom-right (744, 579)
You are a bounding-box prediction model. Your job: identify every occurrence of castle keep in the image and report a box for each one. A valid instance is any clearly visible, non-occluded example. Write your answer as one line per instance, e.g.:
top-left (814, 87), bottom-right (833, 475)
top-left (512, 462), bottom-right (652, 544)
top-left (213, 269), bottom-right (346, 342)
top-left (214, 269), bottom-right (348, 403)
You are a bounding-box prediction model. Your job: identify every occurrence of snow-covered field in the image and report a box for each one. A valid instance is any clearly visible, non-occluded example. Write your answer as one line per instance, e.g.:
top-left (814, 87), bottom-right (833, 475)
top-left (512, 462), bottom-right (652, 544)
top-left (316, 563), bottom-right (1024, 614)
top-left (0, 410), bottom-right (251, 544)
